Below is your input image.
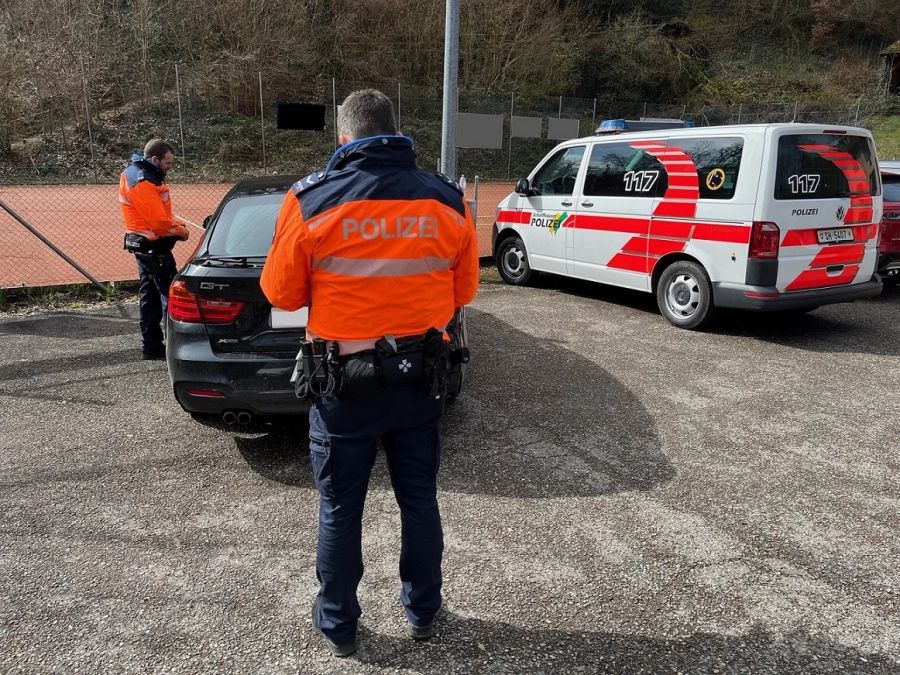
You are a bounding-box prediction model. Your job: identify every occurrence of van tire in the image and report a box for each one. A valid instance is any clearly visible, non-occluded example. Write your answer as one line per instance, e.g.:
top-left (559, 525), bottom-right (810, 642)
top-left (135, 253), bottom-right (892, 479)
top-left (496, 236), bottom-right (535, 286)
top-left (656, 260), bottom-right (715, 329)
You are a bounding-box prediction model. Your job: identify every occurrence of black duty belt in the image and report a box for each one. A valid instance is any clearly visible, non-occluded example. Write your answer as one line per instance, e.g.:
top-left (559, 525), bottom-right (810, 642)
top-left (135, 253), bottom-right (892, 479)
top-left (293, 329), bottom-right (467, 401)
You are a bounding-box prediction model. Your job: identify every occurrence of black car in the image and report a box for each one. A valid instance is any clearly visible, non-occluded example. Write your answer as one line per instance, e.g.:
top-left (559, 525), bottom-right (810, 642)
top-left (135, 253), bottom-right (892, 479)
top-left (166, 175), bottom-right (469, 426)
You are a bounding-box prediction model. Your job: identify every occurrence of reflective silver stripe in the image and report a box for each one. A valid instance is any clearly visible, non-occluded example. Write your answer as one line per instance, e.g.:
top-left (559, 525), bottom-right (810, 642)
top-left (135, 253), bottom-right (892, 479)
top-left (313, 256), bottom-right (452, 277)
top-left (160, 191), bottom-right (171, 202)
top-left (118, 193), bottom-right (132, 205)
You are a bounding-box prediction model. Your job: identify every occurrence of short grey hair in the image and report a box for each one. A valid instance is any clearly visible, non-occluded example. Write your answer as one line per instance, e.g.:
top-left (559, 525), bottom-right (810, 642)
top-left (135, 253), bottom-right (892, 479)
top-left (338, 89), bottom-right (397, 140)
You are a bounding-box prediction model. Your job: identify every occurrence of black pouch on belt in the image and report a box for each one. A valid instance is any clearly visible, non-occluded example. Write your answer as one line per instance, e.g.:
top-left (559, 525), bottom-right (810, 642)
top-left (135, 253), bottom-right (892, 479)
top-left (377, 335), bottom-right (425, 387)
top-left (340, 352), bottom-right (380, 400)
top-left (419, 328), bottom-right (450, 398)
top-left (124, 233), bottom-right (152, 254)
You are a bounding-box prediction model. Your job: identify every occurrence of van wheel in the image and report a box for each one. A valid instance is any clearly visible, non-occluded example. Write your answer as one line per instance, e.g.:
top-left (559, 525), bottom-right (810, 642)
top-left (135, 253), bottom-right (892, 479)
top-left (496, 236), bottom-right (535, 285)
top-left (656, 261), bottom-right (715, 329)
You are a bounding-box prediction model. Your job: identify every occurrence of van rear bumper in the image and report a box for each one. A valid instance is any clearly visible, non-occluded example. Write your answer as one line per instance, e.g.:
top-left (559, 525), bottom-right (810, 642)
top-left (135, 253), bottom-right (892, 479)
top-left (713, 277), bottom-right (882, 311)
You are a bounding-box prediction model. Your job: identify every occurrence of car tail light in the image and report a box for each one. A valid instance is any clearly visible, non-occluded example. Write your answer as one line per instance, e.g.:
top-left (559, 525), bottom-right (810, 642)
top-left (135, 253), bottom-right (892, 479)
top-left (749, 221), bottom-right (780, 259)
top-left (186, 388), bottom-right (225, 398)
top-left (168, 280), bottom-right (244, 324)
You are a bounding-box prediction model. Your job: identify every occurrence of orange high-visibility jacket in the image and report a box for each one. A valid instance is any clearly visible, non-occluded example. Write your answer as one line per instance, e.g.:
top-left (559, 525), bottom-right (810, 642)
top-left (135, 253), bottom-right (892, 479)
top-left (118, 153), bottom-right (187, 240)
top-left (261, 136), bottom-right (479, 341)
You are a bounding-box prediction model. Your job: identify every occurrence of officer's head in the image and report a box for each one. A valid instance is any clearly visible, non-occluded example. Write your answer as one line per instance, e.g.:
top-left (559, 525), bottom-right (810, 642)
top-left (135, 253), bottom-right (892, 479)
top-left (144, 139), bottom-right (176, 175)
top-left (338, 89), bottom-right (397, 145)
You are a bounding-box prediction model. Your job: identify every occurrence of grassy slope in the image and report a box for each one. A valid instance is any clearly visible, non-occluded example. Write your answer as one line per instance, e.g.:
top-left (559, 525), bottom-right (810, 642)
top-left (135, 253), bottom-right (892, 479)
top-left (869, 116), bottom-right (900, 160)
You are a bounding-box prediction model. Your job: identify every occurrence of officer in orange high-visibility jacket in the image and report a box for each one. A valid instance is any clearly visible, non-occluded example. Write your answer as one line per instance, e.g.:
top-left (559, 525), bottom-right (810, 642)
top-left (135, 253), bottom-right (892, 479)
top-left (261, 89), bottom-right (478, 658)
top-left (118, 139), bottom-right (188, 360)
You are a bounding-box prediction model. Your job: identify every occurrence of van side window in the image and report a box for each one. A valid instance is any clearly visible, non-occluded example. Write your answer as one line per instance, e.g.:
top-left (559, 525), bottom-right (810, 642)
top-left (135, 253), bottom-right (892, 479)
top-left (583, 143), bottom-right (668, 197)
top-left (775, 134), bottom-right (880, 200)
top-left (531, 146), bottom-right (586, 196)
top-left (670, 138), bottom-right (744, 200)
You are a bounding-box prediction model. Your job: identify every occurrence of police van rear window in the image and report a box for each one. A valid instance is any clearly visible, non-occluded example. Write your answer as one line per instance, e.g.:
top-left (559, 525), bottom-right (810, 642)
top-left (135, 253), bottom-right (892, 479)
top-left (206, 192), bottom-right (284, 257)
top-left (775, 135), bottom-right (879, 200)
top-left (583, 137), bottom-right (743, 200)
top-left (672, 137), bottom-right (743, 200)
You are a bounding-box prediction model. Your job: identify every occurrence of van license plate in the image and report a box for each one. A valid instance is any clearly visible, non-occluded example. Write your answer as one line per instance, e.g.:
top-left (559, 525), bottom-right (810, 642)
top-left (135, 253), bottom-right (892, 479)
top-left (817, 228), bottom-right (854, 244)
top-left (271, 307), bottom-right (308, 329)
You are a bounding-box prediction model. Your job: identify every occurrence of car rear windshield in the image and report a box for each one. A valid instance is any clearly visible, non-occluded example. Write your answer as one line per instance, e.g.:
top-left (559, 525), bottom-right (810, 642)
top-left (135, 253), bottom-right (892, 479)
top-left (206, 192), bottom-right (285, 257)
top-left (775, 134), bottom-right (879, 200)
top-left (883, 174), bottom-right (900, 202)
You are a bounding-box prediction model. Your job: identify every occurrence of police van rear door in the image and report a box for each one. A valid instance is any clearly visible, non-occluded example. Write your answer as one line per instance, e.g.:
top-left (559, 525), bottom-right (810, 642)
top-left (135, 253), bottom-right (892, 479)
top-left (760, 128), bottom-right (881, 293)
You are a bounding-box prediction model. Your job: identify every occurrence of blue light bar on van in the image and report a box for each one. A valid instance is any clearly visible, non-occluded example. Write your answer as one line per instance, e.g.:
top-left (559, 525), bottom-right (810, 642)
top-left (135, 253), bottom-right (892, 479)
top-left (595, 118), bottom-right (695, 134)
top-left (598, 119), bottom-right (628, 132)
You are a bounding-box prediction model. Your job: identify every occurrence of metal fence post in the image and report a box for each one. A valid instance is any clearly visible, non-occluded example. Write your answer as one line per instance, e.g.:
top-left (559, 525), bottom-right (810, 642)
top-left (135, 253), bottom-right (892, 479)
top-left (175, 63), bottom-right (186, 160)
top-left (507, 91), bottom-right (514, 180)
top-left (397, 82), bottom-right (402, 131)
top-left (259, 71), bottom-right (266, 173)
top-left (737, 103), bottom-right (743, 125)
top-left (80, 60), bottom-right (96, 167)
top-left (440, 0), bottom-right (459, 179)
top-left (332, 77), bottom-right (338, 146)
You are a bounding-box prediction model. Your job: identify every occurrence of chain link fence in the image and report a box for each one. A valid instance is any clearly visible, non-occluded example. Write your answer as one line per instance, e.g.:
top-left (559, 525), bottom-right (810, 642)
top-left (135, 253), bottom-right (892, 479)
top-left (1, 65), bottom-right (899, 289)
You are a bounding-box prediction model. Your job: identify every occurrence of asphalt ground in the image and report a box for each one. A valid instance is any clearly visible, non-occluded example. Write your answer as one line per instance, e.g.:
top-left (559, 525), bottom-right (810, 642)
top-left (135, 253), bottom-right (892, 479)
top-left (1, 272), bottom-right (898, 674)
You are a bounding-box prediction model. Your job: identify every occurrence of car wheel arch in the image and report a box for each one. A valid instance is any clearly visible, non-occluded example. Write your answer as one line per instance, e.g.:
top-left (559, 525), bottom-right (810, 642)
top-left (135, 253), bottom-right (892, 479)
top-left (493, 227), bottom-right (522, 257)
top-left (651, 252), bottom-right (708, 293)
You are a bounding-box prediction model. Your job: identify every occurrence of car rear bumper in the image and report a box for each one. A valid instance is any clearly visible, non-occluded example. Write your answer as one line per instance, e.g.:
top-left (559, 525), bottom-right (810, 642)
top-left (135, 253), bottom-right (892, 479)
top-left (878, 253), bottom-right (900, 274)
top-left (166, 320), bottom-right (308, 416)
top-left (713, 277), bottom-right (883, 311)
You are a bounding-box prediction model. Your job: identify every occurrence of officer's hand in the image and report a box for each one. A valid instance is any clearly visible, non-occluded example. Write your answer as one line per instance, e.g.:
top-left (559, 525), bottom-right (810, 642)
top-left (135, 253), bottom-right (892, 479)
top-left (174, 223), bottom-right (189, 241)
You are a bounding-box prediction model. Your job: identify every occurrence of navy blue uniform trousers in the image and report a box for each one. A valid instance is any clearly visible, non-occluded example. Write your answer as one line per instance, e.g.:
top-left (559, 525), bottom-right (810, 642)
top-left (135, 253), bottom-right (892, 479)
top-left (309, 384), bottom-right (444, 644)
top-left (135, 251), bottom-right (176, 353)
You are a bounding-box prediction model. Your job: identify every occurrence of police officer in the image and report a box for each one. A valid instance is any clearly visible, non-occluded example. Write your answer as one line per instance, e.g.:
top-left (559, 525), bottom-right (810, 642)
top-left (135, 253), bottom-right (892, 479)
top-left (261, 89), bottom-right (479, 657)
top-left (118, 139), bottom-right (188, 360)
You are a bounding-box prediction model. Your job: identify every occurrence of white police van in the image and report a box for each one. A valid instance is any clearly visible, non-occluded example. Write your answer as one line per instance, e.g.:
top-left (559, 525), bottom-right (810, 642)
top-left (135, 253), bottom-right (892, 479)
top-left (492, 121), bottom-right (883, 328)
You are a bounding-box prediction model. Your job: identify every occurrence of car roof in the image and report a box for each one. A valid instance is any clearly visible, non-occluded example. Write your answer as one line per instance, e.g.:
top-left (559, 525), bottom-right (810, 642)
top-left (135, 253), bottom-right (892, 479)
top-left (231, 174), bottom-right (303, 197)
top-left (557, 123), bottom-right (873, 147)
top-left (880, 160), bottom-right (900, 175)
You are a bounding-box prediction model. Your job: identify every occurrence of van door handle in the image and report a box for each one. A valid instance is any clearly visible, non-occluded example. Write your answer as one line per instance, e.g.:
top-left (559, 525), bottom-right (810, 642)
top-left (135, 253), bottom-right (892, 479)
top-left (561, 200), bottom-right (573, 207)
top-left (581, 201), bottom-right (594, 207)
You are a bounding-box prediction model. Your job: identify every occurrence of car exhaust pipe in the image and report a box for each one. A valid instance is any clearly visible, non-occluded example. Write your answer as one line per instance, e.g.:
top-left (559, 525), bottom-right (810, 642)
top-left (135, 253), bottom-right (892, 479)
top-left (221, 410), bottom-right (237, 425)
top-left (236, 411), bottom-right (253, 426)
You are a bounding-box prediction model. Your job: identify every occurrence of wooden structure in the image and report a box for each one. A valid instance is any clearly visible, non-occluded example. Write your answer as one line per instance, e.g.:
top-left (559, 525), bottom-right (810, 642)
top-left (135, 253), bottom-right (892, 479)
top-left (880, 40), bottom-right (900, 94)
